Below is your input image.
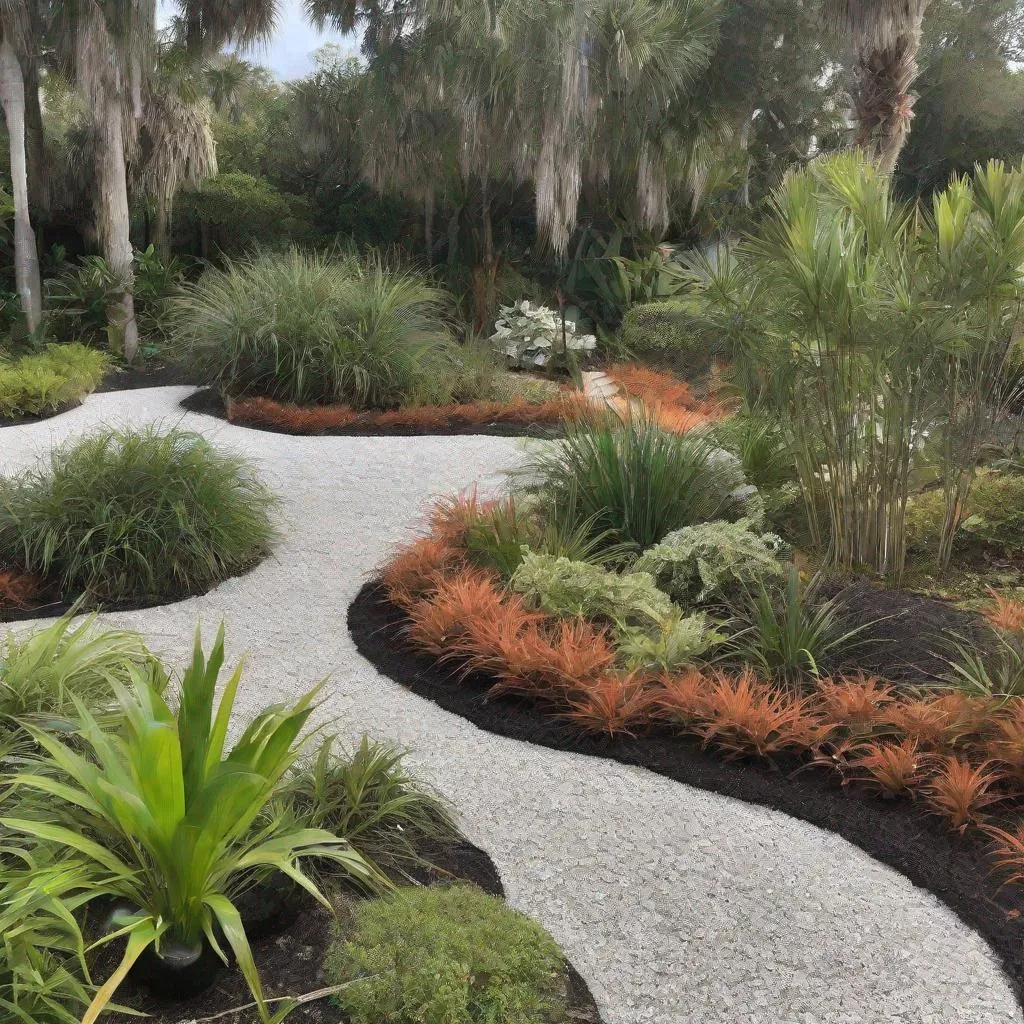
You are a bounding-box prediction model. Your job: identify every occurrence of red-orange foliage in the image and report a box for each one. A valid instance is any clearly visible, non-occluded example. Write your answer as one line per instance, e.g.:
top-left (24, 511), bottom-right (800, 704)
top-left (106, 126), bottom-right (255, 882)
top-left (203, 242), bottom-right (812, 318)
top-left (815, 674), bottom-right (894, 730)
top-left (848, 739), bottom-right (924, 796)
top-left (380, 537), bottom-right (462, 608)
top-left (986, 822), bottom-right (1024, 886)
top-left (923, 756), bottom-right (1006, 831)
top-left (696, 669), bottom-right (831, 759)
top-left (607, 363), bottom-right (695, 408)
top-left (404, 570), bottom-right (504, 655)
top-left (985, 701), bottom-right (1024, 783)
top-left (428, 492), bottom-right (494, 547)
top-left (0, 568), bottom-right (41, 609)
top-left (984, 589), bottom-right (1024, 633)
top-left (882, 692), bottom-right (990, 750)
top-left (561, 671), bottom-right (657, 737)
top-left (226, 394), bottom-right (577, 434)
top-left (650, 668), bottom-right (712, 727)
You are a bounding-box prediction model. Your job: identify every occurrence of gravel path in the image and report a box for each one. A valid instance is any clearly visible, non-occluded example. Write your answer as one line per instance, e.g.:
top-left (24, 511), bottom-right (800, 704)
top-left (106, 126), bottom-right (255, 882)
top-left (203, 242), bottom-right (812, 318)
top-left (2, 387), bottom-right (1020, 1024)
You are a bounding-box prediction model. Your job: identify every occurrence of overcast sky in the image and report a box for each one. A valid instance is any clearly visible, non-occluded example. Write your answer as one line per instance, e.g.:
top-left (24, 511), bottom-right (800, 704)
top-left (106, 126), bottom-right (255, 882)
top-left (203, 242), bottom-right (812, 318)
top-left (156, 0), bottom-right (358, 80)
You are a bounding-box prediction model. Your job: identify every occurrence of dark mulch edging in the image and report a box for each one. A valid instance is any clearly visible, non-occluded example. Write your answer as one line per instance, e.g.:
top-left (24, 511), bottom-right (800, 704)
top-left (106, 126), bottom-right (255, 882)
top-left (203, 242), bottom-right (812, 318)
top-left (349, 579), bottom-right (1024, 1010)
top-left (0, 555), bottom-right (267, 624)
top-left (105, 840), bottom-right (602, 1024)
top-left (180, 388), bottom-right (565, 439)
top-left (97, 362), bottom-right (200, 393)
top-left (825, 578), bottom-right (997, 685)
top-left (0, 400), bottom-right (82, 428)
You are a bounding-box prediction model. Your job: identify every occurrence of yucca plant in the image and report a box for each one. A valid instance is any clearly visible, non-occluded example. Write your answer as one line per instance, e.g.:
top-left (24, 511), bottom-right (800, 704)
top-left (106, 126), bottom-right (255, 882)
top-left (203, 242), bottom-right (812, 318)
top-left (0, 626), bottom-right (382, 1024)
top-left (942, 631), bottom-right (1024, 698)
top-left (524, 412), bottom-right (741, 554)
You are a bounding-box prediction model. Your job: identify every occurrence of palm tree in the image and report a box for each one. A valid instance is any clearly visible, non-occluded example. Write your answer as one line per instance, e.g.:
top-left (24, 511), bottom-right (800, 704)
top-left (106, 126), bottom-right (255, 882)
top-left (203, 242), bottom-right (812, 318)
top-left (825, 0), bottom-right (934, 173)
top-left (62, 0), bottom-right (153, 361)
top-left (204, 53), bottom-right (259, 120)
top-left (0, 1), bottom-right (42, 333)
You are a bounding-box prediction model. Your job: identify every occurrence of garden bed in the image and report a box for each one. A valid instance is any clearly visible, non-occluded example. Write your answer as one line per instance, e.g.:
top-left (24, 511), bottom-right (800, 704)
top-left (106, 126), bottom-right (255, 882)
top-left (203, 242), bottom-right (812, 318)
top-left (181, 388), bottom-right (575, 438)
top-left (103, 839), bottom-right (603, 1024)
top-left (349, 579), bottom-right (1024, 1008)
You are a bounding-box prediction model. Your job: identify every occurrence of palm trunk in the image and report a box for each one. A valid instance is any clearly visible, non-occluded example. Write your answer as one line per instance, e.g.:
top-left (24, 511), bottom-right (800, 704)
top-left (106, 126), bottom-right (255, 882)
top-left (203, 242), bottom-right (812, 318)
top-left (23, 54), bottom-right (48, 217)
top-left (153, 194), bottom-right (171, 261)
top-left (0, 38), bottom-right (42, 334)
top-left (97, 91), bottom-right (140, 361)
top-left (424, 181), bottom-right (435, 262)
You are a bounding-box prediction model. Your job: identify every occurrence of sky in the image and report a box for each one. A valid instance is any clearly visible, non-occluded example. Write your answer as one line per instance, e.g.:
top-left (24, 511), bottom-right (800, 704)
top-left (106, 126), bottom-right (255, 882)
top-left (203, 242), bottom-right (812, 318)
top-left (156, 0), bottom-right (359, 80)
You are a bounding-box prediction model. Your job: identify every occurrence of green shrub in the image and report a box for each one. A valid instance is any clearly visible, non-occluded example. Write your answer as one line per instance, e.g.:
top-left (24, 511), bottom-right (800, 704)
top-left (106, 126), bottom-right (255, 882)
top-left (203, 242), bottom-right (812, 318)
top-left (1, 626), bottom-right (381, 1024)
top-left (0, 344), bottom-right (109, 417)
top-left (173, 248), bottom-right (459, 408)
top-left (174, 172), bottom-right (314, 257)
top-left (618, 300), bottom-right (708, 368)
top-left (524, 415), bottom-right (744, 554)
top-left (960, 471), bottom-right (1024, 551)
top-left (711, 413), bottom-right (795, 491)
top-left (0, 614), bottom-right (154, 735)
top-left (325, 885), bottom-right (569, 1024)
top-left (0, 425), bottom-right (278, 603)
top-left (905, 489), bottom-right (946, 552)
top-left (280, 736), bottom-right (457, 869)
top-left (615, 608), bottom-right (724, 672)
top-left (511, 551), bottom-right (674, 627)
top-left (635, 519), bottom-right (786, 607)
top-left (486, 370), bottom-right (563, 404)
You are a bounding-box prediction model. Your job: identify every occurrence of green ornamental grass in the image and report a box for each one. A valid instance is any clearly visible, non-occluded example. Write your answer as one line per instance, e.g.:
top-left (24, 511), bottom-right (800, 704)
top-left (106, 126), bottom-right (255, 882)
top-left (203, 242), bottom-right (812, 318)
top-left (0, 344), bottom-right (109, 418)
top-left (172, 248), bottom-right (462, 409)
top-left (0, 425), bottom-right (278, 604)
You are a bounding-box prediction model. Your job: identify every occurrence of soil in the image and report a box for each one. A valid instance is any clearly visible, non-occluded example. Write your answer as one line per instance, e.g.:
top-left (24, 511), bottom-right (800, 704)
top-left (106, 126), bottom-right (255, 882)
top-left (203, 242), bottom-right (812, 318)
top-left (180, 388), bottom-right (565, 439)
top-left (0, 401), bottom-right (82, 428)
top-left (0, 555), bottom-right (266, 624)
top-left (349, 580), bottom-right (1024, 1010)
top-left (103, 841), bottom-right (603, 1024)
top-left (821, 578), bottom-right (997, 685)
top-left (97, 362), bottom-right (200, 393)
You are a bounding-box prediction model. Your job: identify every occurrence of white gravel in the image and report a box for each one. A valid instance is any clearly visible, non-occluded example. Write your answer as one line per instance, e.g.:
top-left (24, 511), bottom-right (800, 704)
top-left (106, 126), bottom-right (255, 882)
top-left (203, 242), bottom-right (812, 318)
top-left (2, 386), bottom-right (1021, 1024)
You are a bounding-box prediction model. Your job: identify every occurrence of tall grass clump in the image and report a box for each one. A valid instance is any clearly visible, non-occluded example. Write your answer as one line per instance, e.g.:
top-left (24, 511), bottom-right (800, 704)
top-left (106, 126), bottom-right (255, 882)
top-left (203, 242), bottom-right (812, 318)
top-left (0, 426), bottom-right (278, 603)
top-left (684, 154), bottom-right (1024, 577)
top-left (524, 413), bottom-right (742, 554)
top-left (172, 248), bottom-right (462, 409)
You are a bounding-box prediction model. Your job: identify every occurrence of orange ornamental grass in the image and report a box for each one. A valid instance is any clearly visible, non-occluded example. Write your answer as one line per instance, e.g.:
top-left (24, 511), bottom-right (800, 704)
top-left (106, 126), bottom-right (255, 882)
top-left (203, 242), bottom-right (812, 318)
top-left (985, 700), bottom-right (1024, 783)
top-left (607, 363), bottom-right (695, 408)
top-left (561, 671), bottom-right (658, 737)
top-left (882, 692), bottom-right (991, 751)
top-left (983, 588), bottom-right (1024, 633)
top-left (0, 567), bottom-right (41, 609)
top-left (815, 674), bottom-right (894, 731)
top-left (380, 536), bottom-right (463, 609)
top-left (985, 822), bottom-right (1024, 886)
top-left (404, 570), bottom-right (506, 655)
top-left (650, 668), bottom-right (713, 728)
top-left (847, 739), bottom-right (924, 797)
top-left (696, 668), bottom-right (831, 760)
top-left (922, 755), bottom-right (1006, 832)
top-left (428, 491), bottom-right (498, 547)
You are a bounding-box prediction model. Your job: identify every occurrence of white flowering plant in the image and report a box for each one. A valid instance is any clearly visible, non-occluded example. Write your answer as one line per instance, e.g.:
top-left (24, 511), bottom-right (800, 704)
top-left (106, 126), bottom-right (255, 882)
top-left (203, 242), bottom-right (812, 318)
top-left (490, 300), bottom-right (597, 370)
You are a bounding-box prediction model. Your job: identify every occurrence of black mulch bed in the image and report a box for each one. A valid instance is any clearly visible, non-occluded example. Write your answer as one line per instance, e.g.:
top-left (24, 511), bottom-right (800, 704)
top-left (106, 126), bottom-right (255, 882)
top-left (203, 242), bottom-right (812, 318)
top-left (104, 840), bottom-right (602, 1024)
top-left (0, 400), bottom-right (81, 427)
top-left (0, 556), bottom-right (266, 624)
top-left (180, 388), bottom-right (564, 439)
top-left (97, 362), bottom-right (200, 392)
top-left (824, 578), bottom-right (997, 685)
top-left (349, 579), bottom-right (1024, 1010)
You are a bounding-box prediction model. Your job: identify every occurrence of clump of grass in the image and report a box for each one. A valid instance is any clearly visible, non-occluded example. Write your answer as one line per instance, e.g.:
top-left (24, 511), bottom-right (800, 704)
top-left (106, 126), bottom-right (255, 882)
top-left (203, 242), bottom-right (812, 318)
top-left (325, 885), bottom-right (569, 1024)
top-left (848, 740), bottom-right (924, 797)
top-left (0, 425), bottom-right (278, 604)
top-left (174, 248), bottom-right (460, 409)
top-left (280, 736), bottom-right (458, 871)
top-left (524, 413), bottom-right (741, 554)
top-left (0, 344), bottom-right (109, 419)
top-left (923, 756), bottom-right (1006, 831)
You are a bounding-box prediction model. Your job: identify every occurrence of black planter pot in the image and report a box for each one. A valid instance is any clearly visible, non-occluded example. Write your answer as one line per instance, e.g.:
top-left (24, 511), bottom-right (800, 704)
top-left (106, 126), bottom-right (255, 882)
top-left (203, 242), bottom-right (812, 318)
top-left (131, 939), bottom-right (223, 1000)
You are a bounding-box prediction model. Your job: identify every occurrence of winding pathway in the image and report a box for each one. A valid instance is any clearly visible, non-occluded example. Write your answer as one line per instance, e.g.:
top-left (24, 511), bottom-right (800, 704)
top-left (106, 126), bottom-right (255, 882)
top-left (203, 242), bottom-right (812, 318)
top-left (2, 386), bottom-right (1020, 1023)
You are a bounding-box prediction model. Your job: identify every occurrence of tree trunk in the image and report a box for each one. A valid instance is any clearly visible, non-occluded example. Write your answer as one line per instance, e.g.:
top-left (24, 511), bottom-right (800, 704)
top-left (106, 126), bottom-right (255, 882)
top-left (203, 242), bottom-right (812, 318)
top-left (424, 181), bottom-right (434, 263)
top-left (96, 90), bottom-right (140, 361)
top-left (738, 112), bottom-right (753, 207)
top-left (471, 176), bottom-right (497, 333)
top-left (0, 38), bottom-right (42, 334)
top-left (850, 4), bottom-right (931, 174)
top-left (23, 54), bottom-right (48, 217)
top-left (152, 195), bottom-right (171, 261)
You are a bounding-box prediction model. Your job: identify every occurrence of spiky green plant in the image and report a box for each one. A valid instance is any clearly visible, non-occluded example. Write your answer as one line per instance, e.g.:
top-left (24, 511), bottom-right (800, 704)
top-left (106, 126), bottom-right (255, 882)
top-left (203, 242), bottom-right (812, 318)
top-left (0, 626), bottom-right (383, 1024)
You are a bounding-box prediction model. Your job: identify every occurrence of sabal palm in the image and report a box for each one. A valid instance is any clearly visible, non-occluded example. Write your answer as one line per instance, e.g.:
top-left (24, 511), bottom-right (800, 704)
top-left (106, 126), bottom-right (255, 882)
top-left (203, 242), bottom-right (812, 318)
top-left (825, 0), bottom-right (933, 173)
top-left (0, 0), bottom-right (43, 333)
